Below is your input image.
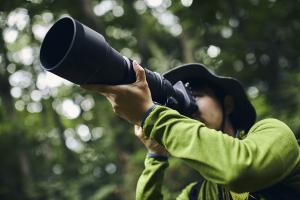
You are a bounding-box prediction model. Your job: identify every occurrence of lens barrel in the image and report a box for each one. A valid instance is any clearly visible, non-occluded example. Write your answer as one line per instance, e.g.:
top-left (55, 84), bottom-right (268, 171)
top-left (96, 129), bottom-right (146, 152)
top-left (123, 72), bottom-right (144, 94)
top-left (40, 17), bottom-right (135, 85)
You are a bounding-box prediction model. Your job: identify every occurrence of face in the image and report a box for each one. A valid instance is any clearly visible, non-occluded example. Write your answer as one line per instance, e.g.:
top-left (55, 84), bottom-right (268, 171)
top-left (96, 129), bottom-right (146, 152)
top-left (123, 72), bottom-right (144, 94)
top-left (191, 87), bottom-right (224, 130)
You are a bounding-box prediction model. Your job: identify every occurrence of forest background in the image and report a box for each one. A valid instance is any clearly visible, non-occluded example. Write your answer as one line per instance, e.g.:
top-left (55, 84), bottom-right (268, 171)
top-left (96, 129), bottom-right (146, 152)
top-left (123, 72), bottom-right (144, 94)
top-left (1, 0), bottom-right (300, 199)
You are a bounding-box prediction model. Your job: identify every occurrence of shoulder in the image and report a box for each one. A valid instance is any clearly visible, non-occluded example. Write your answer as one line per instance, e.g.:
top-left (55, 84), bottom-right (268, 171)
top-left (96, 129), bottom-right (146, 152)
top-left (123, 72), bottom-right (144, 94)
top-left (248, 118), bottom-right (294, 137)
top-left (247, 118), bottom-right (299, 152)
top-left (245, 119), bottom-right (300, 183)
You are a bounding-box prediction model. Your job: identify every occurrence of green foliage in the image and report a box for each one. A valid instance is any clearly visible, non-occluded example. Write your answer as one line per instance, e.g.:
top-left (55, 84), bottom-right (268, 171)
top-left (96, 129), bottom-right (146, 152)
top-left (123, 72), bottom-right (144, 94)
top-left (0, 0), bottom-right (300, 199)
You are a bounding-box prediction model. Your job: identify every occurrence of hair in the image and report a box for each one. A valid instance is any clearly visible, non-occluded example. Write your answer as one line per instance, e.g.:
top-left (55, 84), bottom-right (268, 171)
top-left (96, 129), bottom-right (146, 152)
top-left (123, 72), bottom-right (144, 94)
top-left (189, 80), bottom-right (226, 105)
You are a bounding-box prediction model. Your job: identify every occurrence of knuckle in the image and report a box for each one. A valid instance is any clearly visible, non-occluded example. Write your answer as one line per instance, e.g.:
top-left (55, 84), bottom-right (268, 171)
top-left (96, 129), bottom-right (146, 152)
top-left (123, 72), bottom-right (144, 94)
top-left (140, 82), bottom-right (149, 89)
top-left (114, 105), bottom-right (121, 114)
top-left (114, 95), bottom-right (122, 105)
top-left (112, 105), bottom-right (118, 112)
top-left (137, 68), bottom-right (145, 75)
top-left (139, 67), bottom-right (145, 73)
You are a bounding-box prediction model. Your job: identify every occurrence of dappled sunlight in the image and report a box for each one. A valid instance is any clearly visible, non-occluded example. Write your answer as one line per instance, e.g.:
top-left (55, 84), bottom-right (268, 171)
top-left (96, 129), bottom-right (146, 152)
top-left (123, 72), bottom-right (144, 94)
top-left (9, 70), bottom-right (32, 88)
top-left (52, 98), bottom-right (81, 119)
top-left (105, 163), bottom-right (117, 174)
top-left (93, 0), bottom-right (123, 17)
top-left (91, 127), bottom-right (104, 140)
top-left (26, 102), bottom-right (42, 113)
top-left (36, 71), bottom-right (73, 90)
top-left (134, 0), bottom-right (147, 14)
top-left (64, 128), bottom-right (84, 153)
top-left (3, 28), bottom-right (18, 43)
top-left (207, 45), bottom-right (221, 58)
top-left (30, 90), bottom-right (43, 102)
top-left (233, 60), bottom-right (244, 72)
top-left (52, 164), bottom-right (63, 175)
top-left (145, 0), bottom-right (163, 8)
top-left (246, 53), bottom-right (256, 65)
top-left (221, 27), bottom-right (233, 38)
top-left (18, 47), bottom-right (34, 65)
top-left (7, 8), bottom-right (29, 30)
top-left (247, 86), bottom-right (260, 99)
top-left (10, 86), bottom-right (22, 98)
top-left (229, 18), bottom-right (239, 27)
top-left (76, 124), bottom-right (91, 142)
top-left (152, 9), bottom-right (182, 36)
top-left (14, 100), bottom-right (25, 111)
top-left (61, 99), bottom-right (81, 119)
top-left (181, 0), bottom-right (193, 7)
top-left (80, 96), bottom-right (95, 111)
top-left (32, 24), bottom-right (50, 41)
top-left (94, 0), bottom-right (115, 16)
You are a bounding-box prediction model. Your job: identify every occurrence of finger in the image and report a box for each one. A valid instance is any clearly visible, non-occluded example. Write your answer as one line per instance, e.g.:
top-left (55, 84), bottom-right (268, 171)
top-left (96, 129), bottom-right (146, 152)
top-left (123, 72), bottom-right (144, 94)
top-left (81, 84), bottom-right (120, 94)
top-left (107, 93), bottom-right (117, 101)
top-left (81, 85), bottom-right (106, 96)
top-left (106, 96), bottom-right (114, 104)
top-left (133, 60), bottom-right (146, 83)
top-left (134, 125), bottom-right (147, 141)
top-left (134, 125), bottom-right (144, 138)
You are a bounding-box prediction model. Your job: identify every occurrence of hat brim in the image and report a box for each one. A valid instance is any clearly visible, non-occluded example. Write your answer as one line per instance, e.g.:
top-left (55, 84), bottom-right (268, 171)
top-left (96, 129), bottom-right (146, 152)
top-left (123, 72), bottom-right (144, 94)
top-left (163, 63), bottom-right (256, 131)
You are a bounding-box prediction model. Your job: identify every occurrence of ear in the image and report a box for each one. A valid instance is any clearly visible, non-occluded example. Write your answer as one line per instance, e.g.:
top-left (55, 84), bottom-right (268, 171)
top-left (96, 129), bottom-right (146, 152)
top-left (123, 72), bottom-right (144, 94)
top-left (224, 95), bottom-right (235, 115)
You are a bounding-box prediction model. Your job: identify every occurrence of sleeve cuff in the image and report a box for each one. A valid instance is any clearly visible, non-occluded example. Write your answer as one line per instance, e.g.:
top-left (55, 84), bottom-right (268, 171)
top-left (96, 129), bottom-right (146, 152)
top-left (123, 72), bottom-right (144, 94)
top-left (147, 152), bottom-right (169, 161)
top-left (141, 103), bottom-right (158, 128)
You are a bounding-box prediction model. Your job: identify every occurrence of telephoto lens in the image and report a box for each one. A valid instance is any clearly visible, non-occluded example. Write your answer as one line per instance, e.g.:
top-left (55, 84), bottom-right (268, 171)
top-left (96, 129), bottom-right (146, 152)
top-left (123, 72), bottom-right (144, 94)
top-left (40, 16), bottom-right (135, 85)
top-left (40, 16), bottom-right (197, 116)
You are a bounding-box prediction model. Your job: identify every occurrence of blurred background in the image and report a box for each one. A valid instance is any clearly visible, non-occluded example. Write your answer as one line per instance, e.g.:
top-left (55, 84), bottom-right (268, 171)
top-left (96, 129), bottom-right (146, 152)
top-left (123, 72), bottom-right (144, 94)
top-left (0, 0), bottom-right (300, 199)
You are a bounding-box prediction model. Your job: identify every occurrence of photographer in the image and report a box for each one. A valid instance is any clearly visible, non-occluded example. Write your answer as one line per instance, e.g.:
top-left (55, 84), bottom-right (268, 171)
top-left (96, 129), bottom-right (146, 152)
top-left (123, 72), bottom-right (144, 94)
top-left (83, 60), bottom-right (300, 200)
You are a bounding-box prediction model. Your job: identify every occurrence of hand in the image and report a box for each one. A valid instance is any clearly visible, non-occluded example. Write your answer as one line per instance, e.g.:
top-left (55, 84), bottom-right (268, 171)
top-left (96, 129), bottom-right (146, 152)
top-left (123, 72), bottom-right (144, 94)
top-left (134, 125), bottom-right (168, 157)
top-left (81, 61), bottom-right (154, 126)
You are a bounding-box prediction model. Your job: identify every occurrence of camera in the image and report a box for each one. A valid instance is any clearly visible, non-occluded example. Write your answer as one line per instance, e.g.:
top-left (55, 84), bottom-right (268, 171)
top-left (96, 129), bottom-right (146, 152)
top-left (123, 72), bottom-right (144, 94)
top-left (40, 17), bottom-right (197, 116)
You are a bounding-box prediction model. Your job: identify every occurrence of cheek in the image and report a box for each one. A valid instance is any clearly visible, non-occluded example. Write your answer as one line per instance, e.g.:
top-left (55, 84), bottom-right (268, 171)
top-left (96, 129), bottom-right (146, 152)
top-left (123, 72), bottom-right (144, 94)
top-left (208, 100), bottom-right (223, 119)
top-left (196, 97), bottom-right (223, 126)
top-left (208, 109), bottom-right (222, 122)
top-left (197, 97), bottom-right (220, 113)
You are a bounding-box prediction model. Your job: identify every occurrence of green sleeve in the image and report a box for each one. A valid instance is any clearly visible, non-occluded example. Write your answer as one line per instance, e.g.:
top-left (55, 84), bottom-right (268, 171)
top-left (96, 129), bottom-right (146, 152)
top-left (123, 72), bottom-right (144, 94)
top-left (143, 105), bottom-right (300, 193)
top-left (176, 181), bottom-right (220, 200)
top-left (136, 156), bottom-right (169, 200)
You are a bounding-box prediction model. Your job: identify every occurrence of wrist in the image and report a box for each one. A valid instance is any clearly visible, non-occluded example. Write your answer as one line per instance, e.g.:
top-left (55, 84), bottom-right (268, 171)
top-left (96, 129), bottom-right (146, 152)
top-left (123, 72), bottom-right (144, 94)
top-left (140, 102), bottom-right (157, 127)
top-left (147, 152), bottom-right (168, 161)
top-left (148, 150), bottom-right (168, 157)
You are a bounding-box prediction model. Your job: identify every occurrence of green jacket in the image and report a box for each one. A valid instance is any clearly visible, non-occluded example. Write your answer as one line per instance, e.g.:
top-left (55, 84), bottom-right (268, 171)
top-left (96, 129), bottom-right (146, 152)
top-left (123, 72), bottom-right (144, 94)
top-left (136, 106), bottom-right (300, 200)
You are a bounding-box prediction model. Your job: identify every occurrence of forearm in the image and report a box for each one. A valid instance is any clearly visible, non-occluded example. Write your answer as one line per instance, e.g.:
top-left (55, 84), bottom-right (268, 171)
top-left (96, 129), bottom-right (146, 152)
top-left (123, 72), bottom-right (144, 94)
top-left (136, 156), bottom-right (169, 200)
top-left (143, 106), bottom-right (300, 192)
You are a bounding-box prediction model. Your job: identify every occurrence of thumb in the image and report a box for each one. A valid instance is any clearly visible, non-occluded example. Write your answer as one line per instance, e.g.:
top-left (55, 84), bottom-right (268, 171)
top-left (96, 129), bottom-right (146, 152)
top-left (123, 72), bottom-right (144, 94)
top-left (133, 60), bottom-right (146, 83)
top-left (134, 125), bottom-right (143, 138)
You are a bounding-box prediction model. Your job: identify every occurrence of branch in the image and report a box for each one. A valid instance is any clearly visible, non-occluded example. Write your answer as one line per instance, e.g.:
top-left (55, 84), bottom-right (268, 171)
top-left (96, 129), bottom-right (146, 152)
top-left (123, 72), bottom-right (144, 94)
top-left (0, 26), bottom-right (16, 119)
top-left (180, 29), bottom-right (195, 63)
top-left (75, 0), bottom-right (107, 37)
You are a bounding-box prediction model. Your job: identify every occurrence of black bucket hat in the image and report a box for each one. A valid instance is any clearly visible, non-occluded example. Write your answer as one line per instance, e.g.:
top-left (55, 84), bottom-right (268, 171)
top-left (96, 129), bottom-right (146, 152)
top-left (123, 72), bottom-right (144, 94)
top-left (163, 63), bottom-right (256, 132)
